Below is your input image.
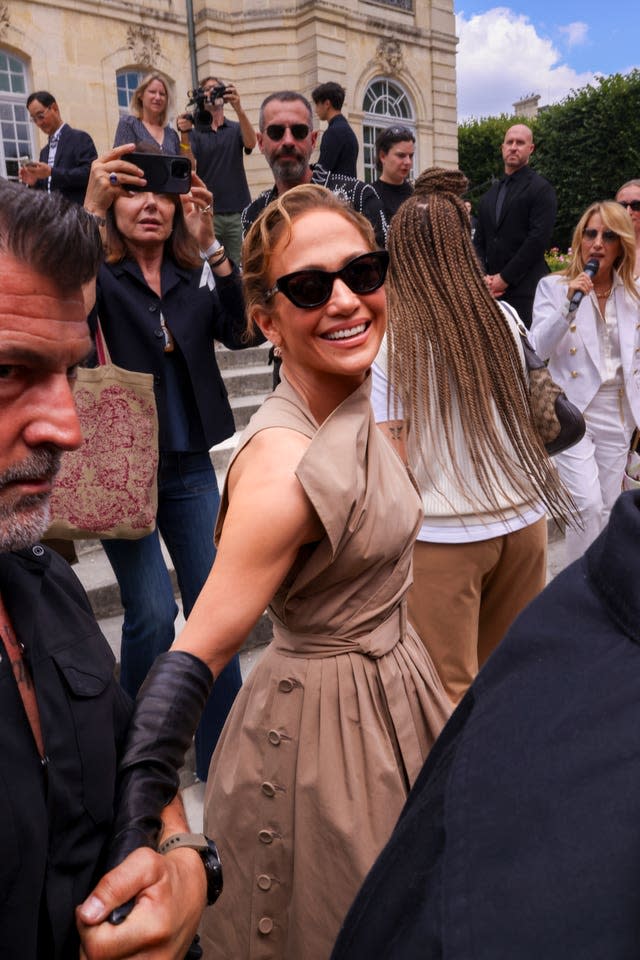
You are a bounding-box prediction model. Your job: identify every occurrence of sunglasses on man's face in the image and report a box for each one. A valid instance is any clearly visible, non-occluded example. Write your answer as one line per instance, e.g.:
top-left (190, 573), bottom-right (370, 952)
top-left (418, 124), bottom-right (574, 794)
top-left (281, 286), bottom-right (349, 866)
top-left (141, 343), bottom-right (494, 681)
top-left (265, 250), bottom-right (389, 309)
top-left (618, 199), bottom-right (640, 212)
top-left (583, 228), bottom-right (619, 244)
top-left (264, 123), bottom-right (310, 141)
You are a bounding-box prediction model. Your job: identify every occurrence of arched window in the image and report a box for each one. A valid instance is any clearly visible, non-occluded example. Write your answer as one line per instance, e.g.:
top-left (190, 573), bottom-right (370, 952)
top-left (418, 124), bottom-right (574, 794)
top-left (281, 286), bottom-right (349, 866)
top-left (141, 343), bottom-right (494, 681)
top-left (116, 69), bottom-right (145, 114)
top-left (362, 78), bottom-right (416, 183)
top-left (0, 51), bottom-right (33, 181)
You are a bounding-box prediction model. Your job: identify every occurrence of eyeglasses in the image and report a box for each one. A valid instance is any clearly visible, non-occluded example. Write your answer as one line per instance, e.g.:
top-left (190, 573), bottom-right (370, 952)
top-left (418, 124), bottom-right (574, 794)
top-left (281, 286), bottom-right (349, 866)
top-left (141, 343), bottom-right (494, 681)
top-left (583, 228), bottom-right (619, 244)
top-left (618, 200), bottom-right (640, 213)
top-left (265, 250), bottom-right (389, 309)
top-left (29, 106), bottom-right (51, 124)
top-left (264, 123), bottom-right (310, 141)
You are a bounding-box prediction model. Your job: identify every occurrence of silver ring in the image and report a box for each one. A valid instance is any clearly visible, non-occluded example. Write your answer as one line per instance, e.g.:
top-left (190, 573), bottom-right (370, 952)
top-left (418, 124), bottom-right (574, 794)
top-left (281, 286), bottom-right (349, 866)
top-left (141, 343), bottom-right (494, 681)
top-left (201, 203), bottom-right (212, 215)
top-left (109, 172), bottom-right (118, 186)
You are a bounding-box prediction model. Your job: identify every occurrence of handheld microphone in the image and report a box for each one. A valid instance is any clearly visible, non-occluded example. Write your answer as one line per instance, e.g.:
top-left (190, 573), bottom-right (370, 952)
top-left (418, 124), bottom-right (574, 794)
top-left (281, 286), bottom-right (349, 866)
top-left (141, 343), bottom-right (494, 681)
top-left (568, 258), bottom-right (599, 313)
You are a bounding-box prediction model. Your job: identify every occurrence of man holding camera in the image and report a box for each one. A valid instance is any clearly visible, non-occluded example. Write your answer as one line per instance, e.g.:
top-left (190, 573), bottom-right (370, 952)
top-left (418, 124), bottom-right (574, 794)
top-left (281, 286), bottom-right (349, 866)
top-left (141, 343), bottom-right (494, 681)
top-left (177, 77), bottom-right (256, 265)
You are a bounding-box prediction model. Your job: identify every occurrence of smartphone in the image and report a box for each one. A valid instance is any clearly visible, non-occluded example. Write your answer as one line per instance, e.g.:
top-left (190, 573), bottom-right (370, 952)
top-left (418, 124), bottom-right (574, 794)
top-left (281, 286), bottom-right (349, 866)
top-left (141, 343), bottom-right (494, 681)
top-left (127, 152), bottom-right (192, 194)
top-left (20, 156), bottom-right (37, 167)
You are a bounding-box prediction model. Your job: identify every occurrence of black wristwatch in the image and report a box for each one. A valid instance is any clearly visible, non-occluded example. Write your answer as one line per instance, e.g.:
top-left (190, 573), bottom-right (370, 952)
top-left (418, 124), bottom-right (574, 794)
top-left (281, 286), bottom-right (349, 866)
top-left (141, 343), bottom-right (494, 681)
top-left (158, 832), bottom-right (223, 905)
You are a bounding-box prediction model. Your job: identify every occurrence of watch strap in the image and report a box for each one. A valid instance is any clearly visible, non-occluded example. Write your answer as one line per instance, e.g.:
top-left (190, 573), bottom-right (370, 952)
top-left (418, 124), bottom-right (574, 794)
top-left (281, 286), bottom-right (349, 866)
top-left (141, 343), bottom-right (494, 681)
top-left (158, 832), bottom-right (208, 855)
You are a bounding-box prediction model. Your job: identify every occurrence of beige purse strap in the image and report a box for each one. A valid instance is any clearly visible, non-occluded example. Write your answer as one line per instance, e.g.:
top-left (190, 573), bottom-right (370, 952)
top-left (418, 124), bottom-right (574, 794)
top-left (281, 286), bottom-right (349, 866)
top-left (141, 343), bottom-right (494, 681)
top-left (0, 593), bottom-right (46, 760)
top-left (94, 316), bottom-right (112, 366)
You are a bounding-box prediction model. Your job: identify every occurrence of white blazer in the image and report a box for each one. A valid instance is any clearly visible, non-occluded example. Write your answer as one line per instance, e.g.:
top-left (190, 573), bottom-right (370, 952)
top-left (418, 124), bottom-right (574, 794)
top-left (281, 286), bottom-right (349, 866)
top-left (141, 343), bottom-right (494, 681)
top-left (530, 272), bottom-right (640, 426)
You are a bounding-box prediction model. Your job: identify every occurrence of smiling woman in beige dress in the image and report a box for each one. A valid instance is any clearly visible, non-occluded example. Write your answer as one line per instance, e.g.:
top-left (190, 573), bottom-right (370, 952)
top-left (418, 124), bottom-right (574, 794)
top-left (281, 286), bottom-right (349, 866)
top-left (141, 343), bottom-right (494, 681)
top-left (102, 183), bottom-right (451, 960)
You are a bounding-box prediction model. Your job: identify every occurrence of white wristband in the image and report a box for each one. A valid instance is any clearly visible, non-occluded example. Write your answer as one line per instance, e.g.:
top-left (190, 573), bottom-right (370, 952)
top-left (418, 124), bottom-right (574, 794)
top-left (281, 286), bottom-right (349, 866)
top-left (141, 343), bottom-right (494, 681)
top-left (200, 239), bottom-right (221, 260)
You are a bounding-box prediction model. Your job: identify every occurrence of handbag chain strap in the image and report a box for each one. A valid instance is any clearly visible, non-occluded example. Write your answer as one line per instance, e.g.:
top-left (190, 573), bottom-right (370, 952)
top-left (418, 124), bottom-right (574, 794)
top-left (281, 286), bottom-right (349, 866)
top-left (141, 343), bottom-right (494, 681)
top-left (0, 593), bottom-right (46, 760)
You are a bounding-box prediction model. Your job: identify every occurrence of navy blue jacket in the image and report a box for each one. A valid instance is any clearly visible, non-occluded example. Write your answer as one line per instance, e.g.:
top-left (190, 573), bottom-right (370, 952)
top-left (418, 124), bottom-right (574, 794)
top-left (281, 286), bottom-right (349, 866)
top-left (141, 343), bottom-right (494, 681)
top-left (35, 124), bottom-right (97, 205)
top-left (94, 258), bottom-right (255, 450)
top-left (333, 489), bottom-right (640, 959)
top-left (0, 547), bottom-right (131, 959)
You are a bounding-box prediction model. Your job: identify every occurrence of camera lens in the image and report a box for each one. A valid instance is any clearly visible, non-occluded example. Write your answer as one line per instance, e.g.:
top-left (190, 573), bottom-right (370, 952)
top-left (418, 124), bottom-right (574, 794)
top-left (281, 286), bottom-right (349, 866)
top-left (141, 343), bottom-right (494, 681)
top-left (171, 159), bottom-right (190, 179)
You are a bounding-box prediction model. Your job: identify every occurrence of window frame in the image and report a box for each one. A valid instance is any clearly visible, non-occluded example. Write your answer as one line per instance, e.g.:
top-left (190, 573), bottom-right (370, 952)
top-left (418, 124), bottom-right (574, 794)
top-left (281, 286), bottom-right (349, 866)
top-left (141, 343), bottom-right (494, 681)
top-left (0, 50), bottom-right (35, 181)
top-left (116, 69), bottom-right (145, 115)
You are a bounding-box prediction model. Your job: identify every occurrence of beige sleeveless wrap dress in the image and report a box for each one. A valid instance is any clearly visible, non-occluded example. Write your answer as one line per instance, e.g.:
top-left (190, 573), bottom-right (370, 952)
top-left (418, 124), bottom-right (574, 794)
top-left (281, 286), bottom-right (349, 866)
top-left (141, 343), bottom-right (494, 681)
top-left (200, 374), bottom-right (451, 959)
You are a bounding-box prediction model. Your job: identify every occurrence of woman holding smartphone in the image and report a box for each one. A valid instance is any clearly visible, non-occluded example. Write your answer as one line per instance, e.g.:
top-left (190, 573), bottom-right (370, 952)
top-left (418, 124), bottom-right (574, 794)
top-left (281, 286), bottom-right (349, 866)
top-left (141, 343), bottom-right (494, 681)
top-left (82, 143), bottom-right (252, 779)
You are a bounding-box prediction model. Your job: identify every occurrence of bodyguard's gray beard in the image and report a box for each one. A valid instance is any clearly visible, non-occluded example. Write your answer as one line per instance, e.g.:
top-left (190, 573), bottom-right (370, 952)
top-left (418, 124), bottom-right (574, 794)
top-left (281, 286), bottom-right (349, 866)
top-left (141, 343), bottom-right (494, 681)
top-left (0, 449), bottom-right (62, 551)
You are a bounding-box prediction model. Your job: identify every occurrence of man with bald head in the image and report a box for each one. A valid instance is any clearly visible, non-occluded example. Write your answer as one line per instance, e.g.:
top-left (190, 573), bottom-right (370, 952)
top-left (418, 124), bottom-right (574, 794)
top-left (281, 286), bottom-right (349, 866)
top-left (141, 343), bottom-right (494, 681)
top-left (474, 123), bottom-right (556, 327)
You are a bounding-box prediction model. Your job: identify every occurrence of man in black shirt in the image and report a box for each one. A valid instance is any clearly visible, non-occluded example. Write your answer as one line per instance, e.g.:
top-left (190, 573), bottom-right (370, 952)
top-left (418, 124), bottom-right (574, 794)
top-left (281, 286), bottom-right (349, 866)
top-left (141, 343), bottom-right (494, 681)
top-left (178, 76), bottom-right (256, 264)
top-left (311, 81), bottom-right (359, 177)
top-left (0, 179), bottom-right (206, 960)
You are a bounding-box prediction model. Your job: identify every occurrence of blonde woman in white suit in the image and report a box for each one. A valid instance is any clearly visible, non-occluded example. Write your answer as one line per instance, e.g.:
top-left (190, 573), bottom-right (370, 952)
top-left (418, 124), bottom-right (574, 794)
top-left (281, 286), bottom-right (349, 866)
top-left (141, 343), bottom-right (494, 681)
top-left (531, 200), bottom-right (640, 563)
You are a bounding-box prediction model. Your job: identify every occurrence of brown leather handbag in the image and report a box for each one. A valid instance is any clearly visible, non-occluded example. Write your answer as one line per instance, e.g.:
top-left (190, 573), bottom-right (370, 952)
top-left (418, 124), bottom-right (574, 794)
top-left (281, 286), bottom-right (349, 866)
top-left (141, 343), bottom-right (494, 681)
top-left (519, 331), bottom-right (586, 456)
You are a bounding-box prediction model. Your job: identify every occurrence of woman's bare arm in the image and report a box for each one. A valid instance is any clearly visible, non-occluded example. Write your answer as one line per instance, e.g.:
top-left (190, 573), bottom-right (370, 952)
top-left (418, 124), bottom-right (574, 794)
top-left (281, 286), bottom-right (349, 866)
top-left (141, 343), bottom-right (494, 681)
top-left (173, 428), bottom-right (323, 676)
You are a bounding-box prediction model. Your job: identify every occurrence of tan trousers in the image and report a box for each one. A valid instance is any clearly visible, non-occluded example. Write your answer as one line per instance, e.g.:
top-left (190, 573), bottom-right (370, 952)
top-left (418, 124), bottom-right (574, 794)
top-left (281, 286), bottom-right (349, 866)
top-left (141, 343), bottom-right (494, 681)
top-left (407, 517), bottom-right (547, 704)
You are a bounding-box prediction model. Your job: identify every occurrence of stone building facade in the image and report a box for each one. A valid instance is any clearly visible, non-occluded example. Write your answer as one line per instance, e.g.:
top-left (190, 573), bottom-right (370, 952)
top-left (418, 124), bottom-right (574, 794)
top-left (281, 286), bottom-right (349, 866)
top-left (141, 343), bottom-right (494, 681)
top-left (1, 0), bottom-right (457, 193)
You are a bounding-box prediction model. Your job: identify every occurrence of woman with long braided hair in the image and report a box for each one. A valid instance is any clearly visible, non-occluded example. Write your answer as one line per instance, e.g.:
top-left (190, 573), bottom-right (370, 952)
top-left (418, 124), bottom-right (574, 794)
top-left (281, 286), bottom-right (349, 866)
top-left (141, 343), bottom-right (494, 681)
top-left (371, 167), bottom-right (573, 703)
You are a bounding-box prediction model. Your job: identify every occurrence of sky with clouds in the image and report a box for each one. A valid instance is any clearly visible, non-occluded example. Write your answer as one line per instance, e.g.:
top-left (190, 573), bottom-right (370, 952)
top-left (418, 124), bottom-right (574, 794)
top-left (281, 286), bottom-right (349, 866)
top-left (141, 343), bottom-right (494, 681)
top-left (455, 2), bottom-right (639, 120)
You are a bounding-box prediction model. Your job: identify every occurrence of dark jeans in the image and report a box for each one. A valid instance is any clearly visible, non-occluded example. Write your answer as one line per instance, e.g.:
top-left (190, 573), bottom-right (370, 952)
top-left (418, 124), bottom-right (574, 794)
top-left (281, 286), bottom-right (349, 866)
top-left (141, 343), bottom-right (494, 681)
top-left (102, 450), bottom-right (241, 779)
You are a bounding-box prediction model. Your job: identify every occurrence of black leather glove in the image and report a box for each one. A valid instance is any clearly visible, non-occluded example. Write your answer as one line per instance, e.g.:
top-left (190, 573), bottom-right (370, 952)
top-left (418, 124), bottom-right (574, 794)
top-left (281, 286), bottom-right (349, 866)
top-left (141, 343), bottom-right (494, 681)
top-left (104, 650), bottom-right (214, 923)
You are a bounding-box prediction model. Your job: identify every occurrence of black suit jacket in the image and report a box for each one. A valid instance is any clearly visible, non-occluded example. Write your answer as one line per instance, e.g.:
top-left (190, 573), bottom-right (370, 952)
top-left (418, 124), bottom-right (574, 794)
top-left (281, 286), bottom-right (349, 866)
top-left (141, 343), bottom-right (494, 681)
top-left (474, 164), bottom-right (556, 324)
top-left (36, 123), bottom-right (97, 205)
top-left (333, 489), bottom-right (640, 960)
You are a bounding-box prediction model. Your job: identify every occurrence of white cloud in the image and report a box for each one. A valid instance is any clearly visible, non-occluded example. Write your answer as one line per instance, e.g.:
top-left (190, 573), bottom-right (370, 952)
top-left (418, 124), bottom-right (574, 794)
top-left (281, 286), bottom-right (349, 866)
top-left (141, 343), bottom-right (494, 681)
top-left (558, 21), bottom-right (589, 48)
top-left (456, 7), bottom-right (595, 121)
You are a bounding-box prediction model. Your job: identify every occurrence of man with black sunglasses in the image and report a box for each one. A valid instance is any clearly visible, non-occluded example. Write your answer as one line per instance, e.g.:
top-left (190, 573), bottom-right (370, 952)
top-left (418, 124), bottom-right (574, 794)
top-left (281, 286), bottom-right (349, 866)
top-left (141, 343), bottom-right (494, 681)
top-left (616, 178), bottom-right (640, 276)
top-left (242, 91), bottom-right (387, 249)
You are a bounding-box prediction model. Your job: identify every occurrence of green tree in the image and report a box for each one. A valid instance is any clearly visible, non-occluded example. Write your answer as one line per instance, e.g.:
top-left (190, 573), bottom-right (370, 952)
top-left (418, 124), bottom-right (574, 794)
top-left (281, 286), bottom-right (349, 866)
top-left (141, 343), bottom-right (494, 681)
top-left (534, 71), bottom-right (640, 248)
top-left (458, 71), bottom-right (640, 249)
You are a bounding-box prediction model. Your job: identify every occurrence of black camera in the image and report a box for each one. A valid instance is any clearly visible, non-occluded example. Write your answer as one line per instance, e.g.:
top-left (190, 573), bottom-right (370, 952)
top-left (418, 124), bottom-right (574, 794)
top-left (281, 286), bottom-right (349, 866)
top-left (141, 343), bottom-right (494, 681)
top-left (127, 152), bottom-right (192, 194)
top-left (186, 84), bottom-right (227, 131)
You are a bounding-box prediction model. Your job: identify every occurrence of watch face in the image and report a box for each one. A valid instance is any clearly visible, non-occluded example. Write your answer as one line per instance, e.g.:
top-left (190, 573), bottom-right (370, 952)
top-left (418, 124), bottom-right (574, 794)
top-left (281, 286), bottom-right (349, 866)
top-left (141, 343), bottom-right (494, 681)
top-left (203, 837), bottom-right (223, 905)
